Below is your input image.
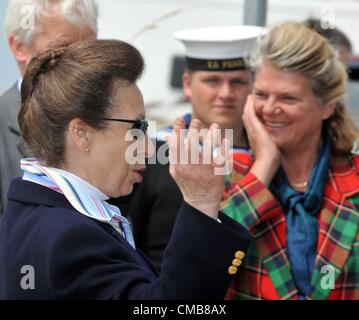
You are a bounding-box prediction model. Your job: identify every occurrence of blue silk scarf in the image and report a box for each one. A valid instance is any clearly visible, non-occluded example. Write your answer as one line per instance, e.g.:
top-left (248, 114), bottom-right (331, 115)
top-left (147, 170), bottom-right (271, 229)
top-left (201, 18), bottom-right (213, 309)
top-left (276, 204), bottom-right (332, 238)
top-left (269, 132), bottom-right (330, 298)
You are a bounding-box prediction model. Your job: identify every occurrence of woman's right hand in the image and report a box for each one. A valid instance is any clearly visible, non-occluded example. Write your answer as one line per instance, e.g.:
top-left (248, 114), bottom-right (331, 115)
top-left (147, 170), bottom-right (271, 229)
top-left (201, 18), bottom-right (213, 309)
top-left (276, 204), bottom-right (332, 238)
top-left (167, 118), bottom-right (230, 220)
top-left (243, 95), bottom-right (281, 186)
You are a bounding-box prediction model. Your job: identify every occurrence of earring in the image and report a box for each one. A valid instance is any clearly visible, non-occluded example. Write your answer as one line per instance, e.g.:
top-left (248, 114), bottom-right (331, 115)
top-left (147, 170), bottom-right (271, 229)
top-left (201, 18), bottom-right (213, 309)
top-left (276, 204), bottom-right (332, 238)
top-left (85, 147), bottom-right (90, 152)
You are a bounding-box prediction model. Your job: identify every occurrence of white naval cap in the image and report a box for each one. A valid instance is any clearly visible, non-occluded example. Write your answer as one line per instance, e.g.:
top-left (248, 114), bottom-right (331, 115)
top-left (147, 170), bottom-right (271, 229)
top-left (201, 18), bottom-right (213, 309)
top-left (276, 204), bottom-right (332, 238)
top-left (174, 25), bottom-right (263, 71)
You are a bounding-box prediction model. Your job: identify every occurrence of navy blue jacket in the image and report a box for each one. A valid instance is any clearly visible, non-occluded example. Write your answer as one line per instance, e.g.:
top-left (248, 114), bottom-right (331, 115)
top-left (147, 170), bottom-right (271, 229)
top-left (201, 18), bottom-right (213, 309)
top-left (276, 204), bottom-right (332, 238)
top-left (0, 178), bottom-right (251, 300)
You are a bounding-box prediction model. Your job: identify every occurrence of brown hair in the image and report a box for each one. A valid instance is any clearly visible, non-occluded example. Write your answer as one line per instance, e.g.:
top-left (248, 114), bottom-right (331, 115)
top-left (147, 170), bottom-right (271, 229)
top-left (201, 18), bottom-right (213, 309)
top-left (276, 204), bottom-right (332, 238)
top-left (251, 21), bottom-right (359, 156)
top-left (19, 39), bottom-right (144, 166)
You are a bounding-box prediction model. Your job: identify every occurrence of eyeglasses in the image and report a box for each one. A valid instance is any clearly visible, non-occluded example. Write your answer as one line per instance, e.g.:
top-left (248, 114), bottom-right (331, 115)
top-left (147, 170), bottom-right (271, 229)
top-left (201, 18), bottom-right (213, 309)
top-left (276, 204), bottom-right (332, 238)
top-left (101, 118), bottom-right (148, 139)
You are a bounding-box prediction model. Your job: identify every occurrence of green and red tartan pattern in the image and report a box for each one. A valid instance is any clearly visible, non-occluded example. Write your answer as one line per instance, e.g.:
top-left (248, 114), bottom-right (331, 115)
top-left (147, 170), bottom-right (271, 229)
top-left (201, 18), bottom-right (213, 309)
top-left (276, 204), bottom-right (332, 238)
top-left (221, 154), bottom-right (359, 300)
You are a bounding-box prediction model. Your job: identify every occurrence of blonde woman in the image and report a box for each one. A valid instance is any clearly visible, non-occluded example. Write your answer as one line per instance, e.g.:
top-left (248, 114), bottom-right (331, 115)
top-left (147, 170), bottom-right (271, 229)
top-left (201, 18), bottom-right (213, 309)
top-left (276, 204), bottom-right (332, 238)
top-left (223, 21), bottom-right (359, 300)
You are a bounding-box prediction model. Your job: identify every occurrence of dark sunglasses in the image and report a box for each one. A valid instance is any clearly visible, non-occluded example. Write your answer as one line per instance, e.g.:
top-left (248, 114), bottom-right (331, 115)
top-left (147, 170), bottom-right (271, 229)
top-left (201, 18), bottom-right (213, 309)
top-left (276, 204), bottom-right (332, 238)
top-left (101, 118), bottom-right (148, 139)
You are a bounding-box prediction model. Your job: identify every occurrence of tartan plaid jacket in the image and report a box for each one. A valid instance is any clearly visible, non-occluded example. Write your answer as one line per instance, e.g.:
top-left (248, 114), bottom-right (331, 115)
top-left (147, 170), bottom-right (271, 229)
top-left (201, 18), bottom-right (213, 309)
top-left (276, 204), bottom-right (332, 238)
top-left (221, 152), bottom-right (359, 300)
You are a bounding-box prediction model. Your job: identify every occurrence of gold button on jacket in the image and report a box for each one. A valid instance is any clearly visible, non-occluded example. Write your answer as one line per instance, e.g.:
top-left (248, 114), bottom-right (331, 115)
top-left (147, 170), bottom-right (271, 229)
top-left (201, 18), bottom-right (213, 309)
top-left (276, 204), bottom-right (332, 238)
top-left (228, 266), bottom-right (238, 275)
top-left (232, 258), bottom-right (242, 267)
top-left (235, 250), bottom-right (245, 259)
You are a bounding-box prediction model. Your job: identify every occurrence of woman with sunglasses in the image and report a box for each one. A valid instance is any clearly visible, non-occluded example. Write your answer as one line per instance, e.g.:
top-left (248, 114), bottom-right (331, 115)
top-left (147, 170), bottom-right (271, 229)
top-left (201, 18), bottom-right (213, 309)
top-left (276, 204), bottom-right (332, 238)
top-left (0, 39), bottom-right (251, 299)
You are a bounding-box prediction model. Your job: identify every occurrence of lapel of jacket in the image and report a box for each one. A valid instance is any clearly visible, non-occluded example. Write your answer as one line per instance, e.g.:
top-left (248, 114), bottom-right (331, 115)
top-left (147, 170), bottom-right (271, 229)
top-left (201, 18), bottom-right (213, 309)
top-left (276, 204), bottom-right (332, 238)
top-left (16, 137), bottom-right (29, 158)
top-left (258, 215), bottom-right (300, 300)
top-left (5, 83), bottom-right (28, 157)
top-left (309, 155), bottom-right (359, 299)
top-left (230, 153), bottom-right (300, 299)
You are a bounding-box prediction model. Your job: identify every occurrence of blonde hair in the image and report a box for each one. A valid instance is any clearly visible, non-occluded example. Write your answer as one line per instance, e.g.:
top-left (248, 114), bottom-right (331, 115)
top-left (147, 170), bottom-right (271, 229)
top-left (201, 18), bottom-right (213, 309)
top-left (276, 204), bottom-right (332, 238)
top-left (251, 21), bottom-right (359, 156)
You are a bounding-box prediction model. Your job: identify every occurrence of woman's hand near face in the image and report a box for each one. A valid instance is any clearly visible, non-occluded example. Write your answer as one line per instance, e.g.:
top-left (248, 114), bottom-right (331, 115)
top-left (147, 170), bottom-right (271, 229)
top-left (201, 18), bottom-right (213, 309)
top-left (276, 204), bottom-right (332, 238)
top-left (243, 95), bottom-right (281, 186)
top-left (167, 118), bottom-right (229, 220)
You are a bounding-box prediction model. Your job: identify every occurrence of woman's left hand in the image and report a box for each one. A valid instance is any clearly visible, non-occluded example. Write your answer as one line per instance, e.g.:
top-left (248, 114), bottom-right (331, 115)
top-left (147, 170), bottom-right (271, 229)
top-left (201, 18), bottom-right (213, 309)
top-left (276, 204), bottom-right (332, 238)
top-left (167, 118), bottom-right (230, 220)
top-left (243, 95), bottom-right (281, 186)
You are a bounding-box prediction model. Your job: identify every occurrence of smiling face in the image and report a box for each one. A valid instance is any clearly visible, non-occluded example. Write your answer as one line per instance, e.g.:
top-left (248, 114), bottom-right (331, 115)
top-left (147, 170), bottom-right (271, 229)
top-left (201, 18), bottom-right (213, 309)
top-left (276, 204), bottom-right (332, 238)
top-left (87, 82), bottom-right (146, 198)
top-left (183, 70), bottom-right (251, 133)
top-left (253, 62), bottom-right (335, 154)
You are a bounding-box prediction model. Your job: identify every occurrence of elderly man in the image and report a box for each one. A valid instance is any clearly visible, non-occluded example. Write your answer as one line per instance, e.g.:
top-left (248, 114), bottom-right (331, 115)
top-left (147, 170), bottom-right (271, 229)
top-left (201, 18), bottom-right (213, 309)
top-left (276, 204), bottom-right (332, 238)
top-left (0, 0), bottom-right (98, 214)
top-left (123, 25), bottom-right (262, 271)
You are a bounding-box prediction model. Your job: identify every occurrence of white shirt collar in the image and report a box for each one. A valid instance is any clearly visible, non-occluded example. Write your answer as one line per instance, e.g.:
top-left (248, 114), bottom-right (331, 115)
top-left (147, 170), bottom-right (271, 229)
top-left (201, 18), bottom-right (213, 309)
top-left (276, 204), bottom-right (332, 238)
top-left (17, 77), bottom-right (23, 92)
top-left (50, 167), bottom-right (109, 202)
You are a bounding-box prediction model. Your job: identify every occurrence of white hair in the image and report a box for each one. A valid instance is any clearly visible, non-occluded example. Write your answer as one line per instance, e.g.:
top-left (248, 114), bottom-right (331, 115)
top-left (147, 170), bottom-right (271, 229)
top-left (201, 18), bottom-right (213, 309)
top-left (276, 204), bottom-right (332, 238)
top-left (5, 0), bottom-right (98, 45)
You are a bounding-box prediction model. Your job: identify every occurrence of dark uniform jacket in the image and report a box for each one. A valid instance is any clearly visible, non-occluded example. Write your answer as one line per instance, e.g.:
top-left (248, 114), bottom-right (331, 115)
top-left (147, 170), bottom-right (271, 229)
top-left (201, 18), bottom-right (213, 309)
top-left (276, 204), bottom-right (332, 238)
top-left (0, 178), bottom-right (252, 299)
top-left (128, 114), bottom-right (249, 271)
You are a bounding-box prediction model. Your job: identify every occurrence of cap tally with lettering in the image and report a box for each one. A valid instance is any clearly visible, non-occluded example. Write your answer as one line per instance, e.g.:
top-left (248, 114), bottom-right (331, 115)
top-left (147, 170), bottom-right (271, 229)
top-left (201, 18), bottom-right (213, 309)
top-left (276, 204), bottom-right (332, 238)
top-left (174, 25), bottom-right (263, 71)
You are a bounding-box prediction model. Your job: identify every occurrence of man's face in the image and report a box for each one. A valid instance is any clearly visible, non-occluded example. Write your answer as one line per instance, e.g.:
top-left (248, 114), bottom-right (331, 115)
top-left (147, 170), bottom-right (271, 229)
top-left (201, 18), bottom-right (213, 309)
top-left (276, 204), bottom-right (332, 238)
top-left (182, 70), bottom-right (251, 132)
top-left (17, 7), bottom-right (96, 71)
